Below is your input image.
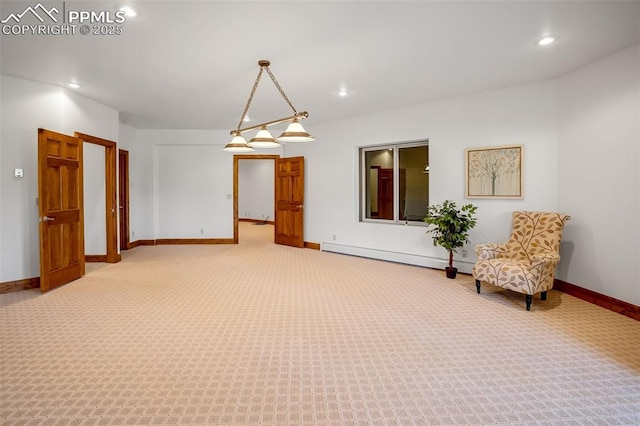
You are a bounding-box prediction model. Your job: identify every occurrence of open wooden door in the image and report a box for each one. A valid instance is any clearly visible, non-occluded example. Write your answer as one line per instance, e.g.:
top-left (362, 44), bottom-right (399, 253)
top-left (38, 129), bottom-right (85, 292)
top-left (275, 156), bottom-right (304, 248)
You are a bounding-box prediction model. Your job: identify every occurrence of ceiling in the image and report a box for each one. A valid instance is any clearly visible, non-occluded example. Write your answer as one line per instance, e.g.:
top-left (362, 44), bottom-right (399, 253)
top-left (1, 1), bottom-right (639, 130)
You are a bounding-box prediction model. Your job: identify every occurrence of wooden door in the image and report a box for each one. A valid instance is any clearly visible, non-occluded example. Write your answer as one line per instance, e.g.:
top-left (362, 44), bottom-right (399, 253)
top-left (38, 129), bottom-right (85, 292)
top-left (378, 168), bottom-right (394, 220)
top-left (275, 156), bottom-right (304, 248)
top-left (118, 149), bottom-right (130, 250)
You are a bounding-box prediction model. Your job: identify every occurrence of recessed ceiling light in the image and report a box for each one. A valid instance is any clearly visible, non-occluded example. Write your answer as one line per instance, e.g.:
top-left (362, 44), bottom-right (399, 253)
top-left (119, 6), bottom-right (136, 17)
top-left (243, 115), bottom-right (250, 122)
top-left (538, 36), bottom-right (555, 46)
top-left (338, 89), bottom-right (349, 97)
top-left (68, 82), bottom-right (81, 89)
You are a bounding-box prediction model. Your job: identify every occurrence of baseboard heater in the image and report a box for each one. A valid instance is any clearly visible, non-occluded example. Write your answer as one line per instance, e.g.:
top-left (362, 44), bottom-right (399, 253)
top-left (321, 242), bottom-right (475, 275)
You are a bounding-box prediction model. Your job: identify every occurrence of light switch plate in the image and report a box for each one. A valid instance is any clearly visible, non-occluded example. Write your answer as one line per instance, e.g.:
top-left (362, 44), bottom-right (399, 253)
top-left (14, 168), bottom-right (24, 178)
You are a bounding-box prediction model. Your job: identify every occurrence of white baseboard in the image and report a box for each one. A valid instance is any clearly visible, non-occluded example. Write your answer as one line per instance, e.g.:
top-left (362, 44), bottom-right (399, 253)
top-left (320, 242), bottom-right (474, 274)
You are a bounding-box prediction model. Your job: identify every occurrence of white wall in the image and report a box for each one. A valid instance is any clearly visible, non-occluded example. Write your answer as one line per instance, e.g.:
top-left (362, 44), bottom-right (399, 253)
top-left (238, 159), bottom-right (275, 221)
top-left (1, 76), bottom-right (62, 282)
top-left (135, 130), bottom-right (251, 240)
top-left (557, 44), bottom-right (640, 305)
top-left (62, 89), bottom-right (118, 142)
top-left (83, 143), bottom-right (106, 255)
top-left (285, 80), bottom-right (559, 273)
top-left (0, 75), bottom-right (118, 282)
top-left (156, 144), bottom-right (231, 238)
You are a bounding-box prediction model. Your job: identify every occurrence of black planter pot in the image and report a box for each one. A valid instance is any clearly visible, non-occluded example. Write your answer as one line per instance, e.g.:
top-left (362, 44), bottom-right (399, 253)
top-left (445, 267), bottom-right (458, 279)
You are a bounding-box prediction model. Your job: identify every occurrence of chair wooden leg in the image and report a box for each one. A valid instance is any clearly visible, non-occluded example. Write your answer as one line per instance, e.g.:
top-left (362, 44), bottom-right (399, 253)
top-left (475, 279), bottom-right (481, 294)
top-left (541, 291), bottom-right (547, 301)
top-left (525, 294), bottom-right (532, 311)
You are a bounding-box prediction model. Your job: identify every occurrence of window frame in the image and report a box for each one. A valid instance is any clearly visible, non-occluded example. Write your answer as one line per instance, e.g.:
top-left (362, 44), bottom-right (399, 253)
top-left (359, 140), bottom-right (429, 225)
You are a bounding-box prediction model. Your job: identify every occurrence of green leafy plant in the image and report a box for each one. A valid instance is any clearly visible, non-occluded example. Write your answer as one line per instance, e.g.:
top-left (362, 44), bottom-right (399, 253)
top-left (423, 200), bottom-right (478, 273)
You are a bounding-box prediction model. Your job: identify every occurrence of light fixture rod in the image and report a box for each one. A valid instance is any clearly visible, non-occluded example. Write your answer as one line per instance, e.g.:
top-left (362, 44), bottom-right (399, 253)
top-left (232, 111), bottom-right (309, 135)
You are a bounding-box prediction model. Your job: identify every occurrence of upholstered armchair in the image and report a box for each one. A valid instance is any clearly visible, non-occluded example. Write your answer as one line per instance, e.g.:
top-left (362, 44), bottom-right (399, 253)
top-left (472, 211), bottom-right (570, 310)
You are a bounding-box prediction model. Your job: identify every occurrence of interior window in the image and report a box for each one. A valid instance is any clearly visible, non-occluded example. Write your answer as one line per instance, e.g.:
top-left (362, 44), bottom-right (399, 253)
top-left (361, 142), bottom-right (429, 223)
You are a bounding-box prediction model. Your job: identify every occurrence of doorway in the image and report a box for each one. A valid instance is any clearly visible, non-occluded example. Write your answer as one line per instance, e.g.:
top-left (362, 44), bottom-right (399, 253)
top-left (233, 155), bottom-right (306, 248)
top-left (75, 132), bottom-right (119, 263)
top-left (233, 155), bottom-right (278, 243)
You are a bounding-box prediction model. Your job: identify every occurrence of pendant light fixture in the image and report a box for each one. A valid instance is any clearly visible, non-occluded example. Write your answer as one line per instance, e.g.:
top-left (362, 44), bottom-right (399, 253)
top-left (248, 126), bottom-right (281, 148)
top-left (223, 60), bottom-right (314, 152)
top-left (278, 118), bottom-right (315, 142)
top-left (223, 132), bottom-right (254, 153)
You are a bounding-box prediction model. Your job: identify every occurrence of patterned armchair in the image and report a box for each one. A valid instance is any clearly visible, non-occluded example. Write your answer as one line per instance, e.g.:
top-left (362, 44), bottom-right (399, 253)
top-left (472, 211), bottom-right (571, 310)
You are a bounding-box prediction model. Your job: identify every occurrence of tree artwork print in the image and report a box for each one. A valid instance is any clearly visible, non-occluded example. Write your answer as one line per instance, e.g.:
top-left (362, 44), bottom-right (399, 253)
top-left (465, 145), bottom-right (522, 198)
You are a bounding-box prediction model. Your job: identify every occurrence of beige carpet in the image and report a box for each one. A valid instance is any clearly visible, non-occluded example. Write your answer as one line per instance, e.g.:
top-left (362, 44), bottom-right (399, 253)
top-left (1, 222), bottom-right (639, 425)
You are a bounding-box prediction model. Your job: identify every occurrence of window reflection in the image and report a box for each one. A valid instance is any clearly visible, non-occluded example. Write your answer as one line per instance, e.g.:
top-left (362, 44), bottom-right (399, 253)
top-left (399, 145), bottom-right (429, 221)
top-left (365, 149), bottom-right (394, 219)
top-left (362, 143), bottom-right (428, 223)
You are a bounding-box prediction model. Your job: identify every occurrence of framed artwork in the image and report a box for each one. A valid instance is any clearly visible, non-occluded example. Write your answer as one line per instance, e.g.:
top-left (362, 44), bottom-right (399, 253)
top-left (465, 144), bottom-right (523, 199)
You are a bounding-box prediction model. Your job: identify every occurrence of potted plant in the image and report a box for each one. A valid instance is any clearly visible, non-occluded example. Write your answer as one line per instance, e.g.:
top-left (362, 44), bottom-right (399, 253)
top-left (423, 200), bottom-right (478, 279)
